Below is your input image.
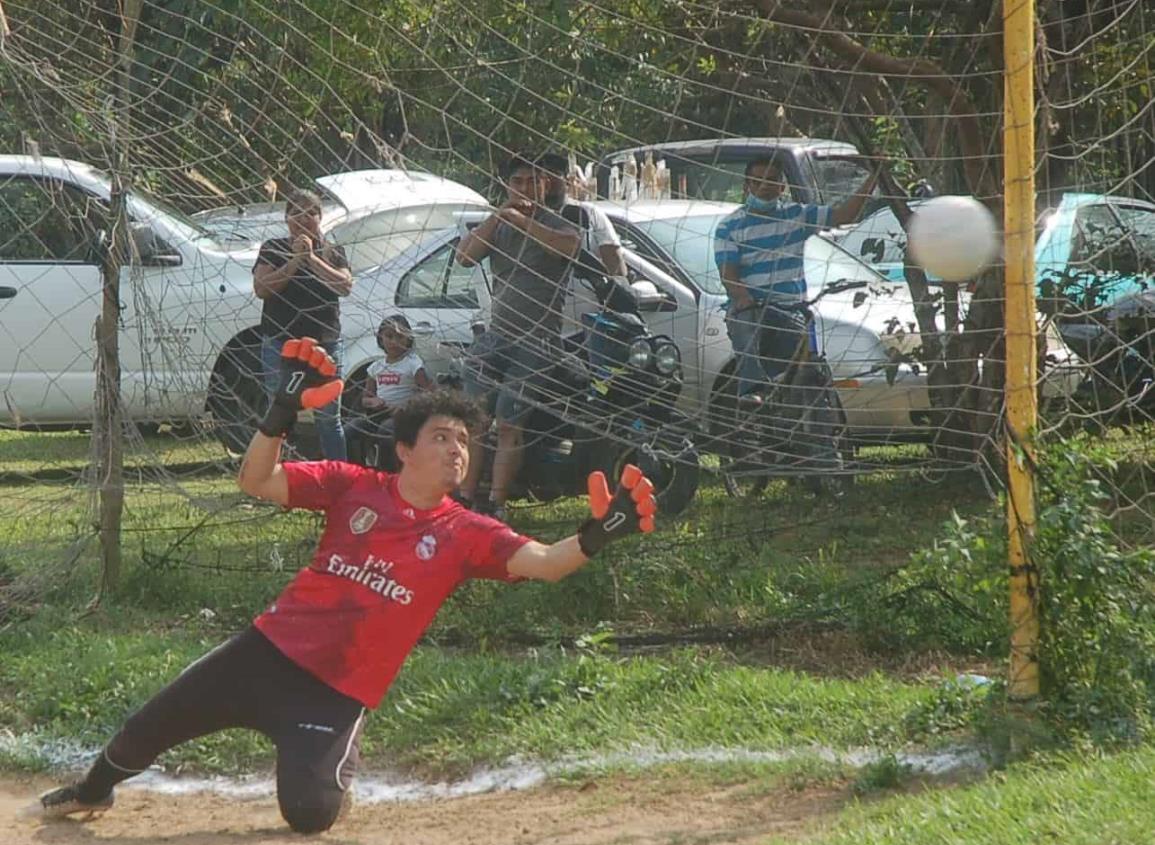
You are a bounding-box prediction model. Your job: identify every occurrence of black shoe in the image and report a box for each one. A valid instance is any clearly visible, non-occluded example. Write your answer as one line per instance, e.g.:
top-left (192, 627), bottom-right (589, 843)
top-left (38, 784), bottom-right (114, 820)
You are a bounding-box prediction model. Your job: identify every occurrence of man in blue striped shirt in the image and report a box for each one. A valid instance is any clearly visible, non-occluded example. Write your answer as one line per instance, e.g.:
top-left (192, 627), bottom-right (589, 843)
top-left (715, 153), bottom-right (879, 408)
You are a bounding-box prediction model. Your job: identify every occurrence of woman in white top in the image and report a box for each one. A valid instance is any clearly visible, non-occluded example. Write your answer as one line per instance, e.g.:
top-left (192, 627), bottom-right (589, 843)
top-left (346, 314), bottom-right (432, 468)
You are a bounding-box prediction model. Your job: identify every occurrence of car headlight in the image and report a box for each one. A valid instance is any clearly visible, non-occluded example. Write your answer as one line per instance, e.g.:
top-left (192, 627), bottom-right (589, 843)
top-left (627, 339), bottom-right (652, 369)
top-left (654, 342), bottom-right (680, 375)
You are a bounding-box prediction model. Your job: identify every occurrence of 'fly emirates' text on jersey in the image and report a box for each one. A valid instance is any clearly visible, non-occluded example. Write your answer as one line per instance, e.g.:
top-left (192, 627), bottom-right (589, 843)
top-left (254, 461), bottom-right (531, 708)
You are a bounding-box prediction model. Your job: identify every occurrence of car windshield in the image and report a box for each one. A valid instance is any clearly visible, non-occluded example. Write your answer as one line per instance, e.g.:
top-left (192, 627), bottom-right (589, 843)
top-left (85, 165), bottom-right (216, 244)
top-left (631, 213), bottom-right (730, 295)
top-left (613, 151), bottom-right (872, 206)
top-left (809, 157), bottom-right (876, 207)
top-left (129, 185), bottom-right (214, 243)
top-left (331, 202), bottom-right (486, 274)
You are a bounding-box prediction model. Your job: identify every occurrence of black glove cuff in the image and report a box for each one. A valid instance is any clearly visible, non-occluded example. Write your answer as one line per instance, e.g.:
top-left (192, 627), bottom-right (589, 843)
top-left (577, 517), bottom-right (607, 558)
top-left (258, 404), bottom-right (297, 439)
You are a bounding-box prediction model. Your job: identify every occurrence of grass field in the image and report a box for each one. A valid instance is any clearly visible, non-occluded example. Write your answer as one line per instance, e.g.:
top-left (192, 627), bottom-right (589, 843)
top-left (3, 427), bottom-right (1155, 842)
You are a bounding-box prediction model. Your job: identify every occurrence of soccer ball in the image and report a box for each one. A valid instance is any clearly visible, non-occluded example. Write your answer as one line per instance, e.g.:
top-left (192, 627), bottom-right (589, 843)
top-left (907, 195), bottom-right (1000, 282)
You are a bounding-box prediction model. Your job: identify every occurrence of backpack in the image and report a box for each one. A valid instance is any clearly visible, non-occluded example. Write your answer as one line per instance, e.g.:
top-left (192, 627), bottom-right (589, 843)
top-left (560, 203), bottom-right (640, 316)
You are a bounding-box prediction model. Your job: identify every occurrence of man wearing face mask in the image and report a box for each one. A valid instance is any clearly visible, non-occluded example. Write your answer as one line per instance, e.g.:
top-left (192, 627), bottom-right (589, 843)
top-left (714, 154), bottom-right (879, 409)
top-left (455, 153), bottom-right (583, 520)
top-left (534, 152), bottom-right (630, 379)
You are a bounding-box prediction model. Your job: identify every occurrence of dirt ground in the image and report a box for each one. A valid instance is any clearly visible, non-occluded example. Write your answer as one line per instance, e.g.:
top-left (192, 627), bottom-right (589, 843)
top-left (1, 772), bottom-right (847, 845)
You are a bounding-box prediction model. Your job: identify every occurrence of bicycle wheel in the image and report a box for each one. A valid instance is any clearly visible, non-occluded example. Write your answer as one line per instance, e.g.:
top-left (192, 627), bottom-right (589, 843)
top-left (798, 374), bottom-right (849, 496)
top-left (720, 404), bottom-right (775, 498)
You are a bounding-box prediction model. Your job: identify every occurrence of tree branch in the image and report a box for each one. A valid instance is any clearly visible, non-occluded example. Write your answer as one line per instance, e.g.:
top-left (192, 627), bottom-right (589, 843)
top-left (751, 0), bottom-right (998, 199)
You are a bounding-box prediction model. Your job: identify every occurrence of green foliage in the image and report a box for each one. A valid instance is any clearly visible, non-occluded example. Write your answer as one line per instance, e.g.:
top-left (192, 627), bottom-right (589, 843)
top-left (848, 436), bottom-right (1155, 749)
top-left (901, 675), bottom-right (993, 739)
top-left (1034, 447), bottom-right (1155, 744)
top-left (851, 509), bottom-right (1008, 655)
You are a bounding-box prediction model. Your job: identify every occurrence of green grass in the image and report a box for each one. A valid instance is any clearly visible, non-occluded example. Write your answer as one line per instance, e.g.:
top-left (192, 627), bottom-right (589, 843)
top-left (0, 426), bottom-right (225, 475)
top-left (0, 610), bottom-right (969, 777)
top-left (0, 478), bottom-right (993, 645)
top-left (0, 428), bottom-right (1000, 642)
top-left (2, 425), bottom-right (1153, 834)
top-left (773, 746), bottom-right (1155, 845)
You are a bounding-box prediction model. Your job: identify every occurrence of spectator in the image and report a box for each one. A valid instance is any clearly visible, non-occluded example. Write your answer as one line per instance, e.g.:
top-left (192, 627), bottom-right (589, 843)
top-left (345, 314), bottom-right (432, 468)
top-left (253, 188), bottom-right (353, 458)
top-left (534, 152), bottom-right (631, 377)
top-left (715, 153), bottom-right (878, 408)
top-left (454, 153), bottom-right (582, 520)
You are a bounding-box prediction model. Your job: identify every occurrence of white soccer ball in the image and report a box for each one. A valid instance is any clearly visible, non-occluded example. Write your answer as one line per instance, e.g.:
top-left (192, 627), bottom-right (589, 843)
top-left (907, 195), bottom-right (1000, 282)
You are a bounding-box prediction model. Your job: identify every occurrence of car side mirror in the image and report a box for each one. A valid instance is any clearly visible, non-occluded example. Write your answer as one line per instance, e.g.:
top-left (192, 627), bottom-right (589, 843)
top-left (131, 223), bottom-right (182, 267)
top-left (632, 279), bottom-right (677, 312)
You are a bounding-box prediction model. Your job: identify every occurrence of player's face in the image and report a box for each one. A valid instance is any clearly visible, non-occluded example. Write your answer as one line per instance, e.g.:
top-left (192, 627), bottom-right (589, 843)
top-left (745, 163), bottom-right (784, 202)
top-left (396, 415), bottom-right (470, 491)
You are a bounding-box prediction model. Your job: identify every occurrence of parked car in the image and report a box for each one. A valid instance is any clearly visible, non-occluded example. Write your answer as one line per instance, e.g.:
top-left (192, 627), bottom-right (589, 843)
top-left (596, 137), bottom-right (880, 209)
top-left (193, 168), bottom-right (489, 273)
top-left (590, 199), bottom-right (1085, 442)
top-left (0, 155), bottom-right (486, 433)
top-left (331, 210), bottom-right (711, 422)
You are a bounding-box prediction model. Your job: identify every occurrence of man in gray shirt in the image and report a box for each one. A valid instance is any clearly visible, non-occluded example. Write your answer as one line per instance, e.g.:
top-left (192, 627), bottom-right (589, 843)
top-left (455, 153), bottom-right (581, 518)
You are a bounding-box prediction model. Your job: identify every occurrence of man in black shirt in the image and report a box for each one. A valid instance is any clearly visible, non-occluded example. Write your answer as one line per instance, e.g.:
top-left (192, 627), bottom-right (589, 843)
top-left (253, 188), bottom-right (354, 459)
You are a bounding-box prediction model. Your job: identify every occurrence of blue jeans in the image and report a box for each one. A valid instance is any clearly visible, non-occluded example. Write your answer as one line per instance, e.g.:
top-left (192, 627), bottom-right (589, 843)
top-left (262, 336), bottom-right (347, 461)
top-left (725, 298), bottom-right (809, 396)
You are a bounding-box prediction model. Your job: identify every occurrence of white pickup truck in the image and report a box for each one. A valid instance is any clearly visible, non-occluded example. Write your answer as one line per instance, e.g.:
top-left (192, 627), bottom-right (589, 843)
top-left (0, 155), bottom-right (486, 449)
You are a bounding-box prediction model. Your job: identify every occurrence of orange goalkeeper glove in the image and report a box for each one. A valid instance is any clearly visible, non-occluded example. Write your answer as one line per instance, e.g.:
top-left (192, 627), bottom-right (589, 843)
top-left (577, 463), bottom-right (657, 557)
top-left (258, 337), bottom-right (344, 438)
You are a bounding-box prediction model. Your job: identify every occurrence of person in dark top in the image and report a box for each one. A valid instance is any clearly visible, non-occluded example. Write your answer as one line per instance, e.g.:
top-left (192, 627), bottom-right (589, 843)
top-left (253, 188), bottom-right (354, 459)
top-left (454, 153), bottom-right (582, 519)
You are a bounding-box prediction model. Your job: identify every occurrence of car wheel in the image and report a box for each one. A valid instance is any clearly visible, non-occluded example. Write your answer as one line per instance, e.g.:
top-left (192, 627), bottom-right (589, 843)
top-left (598, 427), bottom-right (700, 517)
top-left (207, 341), bottom-right (265, 456)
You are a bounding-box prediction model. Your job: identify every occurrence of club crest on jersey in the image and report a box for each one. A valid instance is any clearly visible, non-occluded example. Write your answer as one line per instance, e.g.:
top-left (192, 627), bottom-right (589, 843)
top-left (415, 534), bottom-right (437, 561)
top-left (349, 506), bottom-right (378, 535)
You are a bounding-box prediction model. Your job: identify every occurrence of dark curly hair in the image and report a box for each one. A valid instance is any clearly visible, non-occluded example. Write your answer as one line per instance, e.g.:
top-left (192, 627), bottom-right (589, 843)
top-left (392, 390), bottom-right (486, 447)
top-left (376, 313), bottom-right (415, 351)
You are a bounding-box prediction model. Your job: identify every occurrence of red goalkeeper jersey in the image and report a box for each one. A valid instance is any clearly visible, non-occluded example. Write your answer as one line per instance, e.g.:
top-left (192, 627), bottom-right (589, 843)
top-left (254, 461), bottom-right (530, 708)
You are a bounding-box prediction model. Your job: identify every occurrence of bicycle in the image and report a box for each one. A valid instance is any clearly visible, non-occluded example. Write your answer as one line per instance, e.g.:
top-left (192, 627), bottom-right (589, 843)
top-left (712, 281), bottom-right (867, 498)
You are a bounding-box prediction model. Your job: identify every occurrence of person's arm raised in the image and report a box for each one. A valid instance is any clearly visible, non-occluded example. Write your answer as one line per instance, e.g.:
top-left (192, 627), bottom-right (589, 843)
top-left (307, 246), bottom-right (354, 296)
top-left (253, 242), bottom-right (305, 300)
top-left (456, 211), bottom-right (504, 266)
top-left (504, 206), bottom-right (581, 258)
top-left (238, 338), bottom-right (344, 506)
top-left (830, 167), bottom-right (882, 227)
top-left (506, 465), bottom-right (656, 581)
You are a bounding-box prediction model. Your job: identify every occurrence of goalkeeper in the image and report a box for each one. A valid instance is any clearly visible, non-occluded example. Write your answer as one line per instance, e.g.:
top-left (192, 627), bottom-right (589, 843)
top-left (37, 337), bottom-right (657, 833)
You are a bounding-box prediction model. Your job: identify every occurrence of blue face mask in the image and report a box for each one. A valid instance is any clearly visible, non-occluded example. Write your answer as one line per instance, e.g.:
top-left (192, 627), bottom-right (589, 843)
top-left (744, 193), bottom-right (780, 213)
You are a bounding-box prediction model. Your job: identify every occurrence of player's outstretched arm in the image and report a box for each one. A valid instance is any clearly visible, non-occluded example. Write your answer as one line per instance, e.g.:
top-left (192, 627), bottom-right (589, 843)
top-left (507, 464), bottom-right (657, 582)
top-left (237, 337), bottom-right (344, 505)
